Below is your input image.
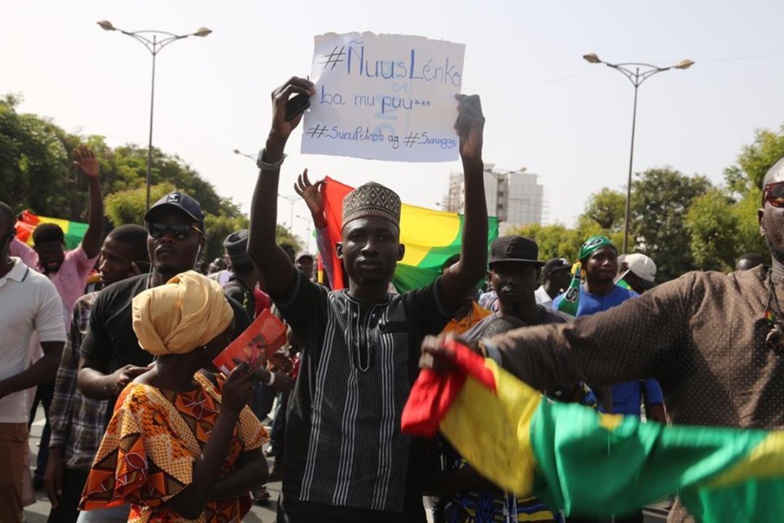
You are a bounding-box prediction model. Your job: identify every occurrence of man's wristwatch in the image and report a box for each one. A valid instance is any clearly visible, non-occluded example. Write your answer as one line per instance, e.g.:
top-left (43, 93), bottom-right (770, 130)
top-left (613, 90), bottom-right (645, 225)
top-left (257, 149), bottom-right (287, 171)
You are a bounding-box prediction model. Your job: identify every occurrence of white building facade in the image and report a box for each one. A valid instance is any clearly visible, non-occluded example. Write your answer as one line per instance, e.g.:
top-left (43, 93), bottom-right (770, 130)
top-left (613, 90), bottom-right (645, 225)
top-left (443, 163), bottom-right (544, 232)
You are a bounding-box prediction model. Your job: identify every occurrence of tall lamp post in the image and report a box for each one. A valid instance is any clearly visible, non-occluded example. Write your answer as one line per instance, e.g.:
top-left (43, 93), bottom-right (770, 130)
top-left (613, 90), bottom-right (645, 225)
top-left (98, 20), bottom-right (212, 211)
top-left (582, 53), bottom-right (694, 254)
top-left (296, 215), bottom-right (313, 252)
top-left (233, 149), bottom-right (297, 232)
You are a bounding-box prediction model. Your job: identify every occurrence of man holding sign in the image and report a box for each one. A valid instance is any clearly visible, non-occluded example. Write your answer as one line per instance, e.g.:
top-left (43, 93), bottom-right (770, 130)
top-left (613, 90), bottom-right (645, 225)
top-left (248, 75), bottom-right (488, 523)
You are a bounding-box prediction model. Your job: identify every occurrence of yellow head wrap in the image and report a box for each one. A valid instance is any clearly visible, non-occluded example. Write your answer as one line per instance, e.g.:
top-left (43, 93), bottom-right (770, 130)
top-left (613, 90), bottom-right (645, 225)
top-left (132, 270), bottom-right (234, 356)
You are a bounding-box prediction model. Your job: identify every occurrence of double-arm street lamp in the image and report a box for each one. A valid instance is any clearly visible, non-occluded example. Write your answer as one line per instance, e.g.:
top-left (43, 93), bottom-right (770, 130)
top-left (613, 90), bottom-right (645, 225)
top-left (582, 53), bottom-right (694, 254)
top-left (98, 20), bottom-right (212, 211)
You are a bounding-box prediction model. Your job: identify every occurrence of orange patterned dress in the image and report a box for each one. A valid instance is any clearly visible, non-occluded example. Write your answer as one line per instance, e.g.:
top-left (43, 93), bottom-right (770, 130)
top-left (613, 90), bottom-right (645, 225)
top-left (80, 372), bottom-right (268, 522)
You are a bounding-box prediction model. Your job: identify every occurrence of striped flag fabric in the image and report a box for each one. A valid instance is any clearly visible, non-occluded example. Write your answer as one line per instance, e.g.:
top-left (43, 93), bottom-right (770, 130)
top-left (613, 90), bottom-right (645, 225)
top-left (322, 177), bottom-right (500, 292)
top-left (15, 210), bottom-right (87, 250)
top-left (402, 340), bottom-right (784, 522)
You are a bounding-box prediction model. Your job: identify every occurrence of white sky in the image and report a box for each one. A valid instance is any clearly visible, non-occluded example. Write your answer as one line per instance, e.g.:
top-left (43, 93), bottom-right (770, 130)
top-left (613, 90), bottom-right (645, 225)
top-left (4, 0), bottom-right (784, 247)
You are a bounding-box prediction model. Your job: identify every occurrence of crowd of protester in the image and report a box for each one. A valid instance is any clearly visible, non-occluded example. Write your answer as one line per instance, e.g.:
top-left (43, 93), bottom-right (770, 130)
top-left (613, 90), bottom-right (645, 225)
top-left (2, 76), bottom-right (784, 523)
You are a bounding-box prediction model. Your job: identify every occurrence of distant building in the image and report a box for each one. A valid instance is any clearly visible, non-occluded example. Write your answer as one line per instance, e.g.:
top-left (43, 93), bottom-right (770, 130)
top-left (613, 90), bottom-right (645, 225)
top-left (442, 163), bottom-right (544, 233)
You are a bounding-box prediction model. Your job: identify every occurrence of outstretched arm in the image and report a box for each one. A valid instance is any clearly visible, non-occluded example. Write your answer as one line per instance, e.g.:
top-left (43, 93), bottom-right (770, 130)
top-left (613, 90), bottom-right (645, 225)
top-left (73, 145), bottom-right (104, 259)
top-left (247, 77), bottom-right (316, 298)
top-left (439, 95), bottom-right (488, 309)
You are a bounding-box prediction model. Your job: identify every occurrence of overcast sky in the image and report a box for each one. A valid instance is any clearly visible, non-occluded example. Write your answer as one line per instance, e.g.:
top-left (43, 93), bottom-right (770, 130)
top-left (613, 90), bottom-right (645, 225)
top-left (4, 0), bottom-right (784, 247)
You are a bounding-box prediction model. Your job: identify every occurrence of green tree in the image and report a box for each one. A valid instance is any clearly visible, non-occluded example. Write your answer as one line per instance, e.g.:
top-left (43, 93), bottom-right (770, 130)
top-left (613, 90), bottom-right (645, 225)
top-left (104, 183), bottom-right (177, 227)
top-left (577, 188), bottom-right (626, 232)
top-left (509, 223), bottom-right (583, 262)
top-left (276, 224), bottom-right (303, 252)
top-left (631, 167), bottom-right (713, 282)
top-left (203, 214), bottom-right (250, 263)
top-left (725, 125), bottom-right (784, 195)
top-left (0, 95), bottom-right (72, 217)
top-left (731, 188), bottom-right (767, 260)
top-left (685, 189), bottom-right (739, 272)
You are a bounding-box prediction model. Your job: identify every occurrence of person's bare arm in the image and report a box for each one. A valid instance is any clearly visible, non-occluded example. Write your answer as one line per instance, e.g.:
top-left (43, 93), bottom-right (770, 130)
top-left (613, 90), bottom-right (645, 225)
top-left (77, 357), bottom-right (148, 400)
top-left (439, 95), bottom-right (488, 309)
top-left (0, 341), bottom-right (62, 400)
top-left (210, 449), bottom-right (268, 501)
top-left (73, 145), bottom-right (104, 259)
top-left (247, 77), bottom-right (316, 298)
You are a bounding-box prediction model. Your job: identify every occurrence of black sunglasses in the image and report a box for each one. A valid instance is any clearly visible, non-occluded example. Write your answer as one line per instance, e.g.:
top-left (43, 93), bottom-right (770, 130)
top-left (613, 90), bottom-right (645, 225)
top-left (763, 182), bottom-right (784, 208)
top-left (147, 223), bottom-right (203, 240)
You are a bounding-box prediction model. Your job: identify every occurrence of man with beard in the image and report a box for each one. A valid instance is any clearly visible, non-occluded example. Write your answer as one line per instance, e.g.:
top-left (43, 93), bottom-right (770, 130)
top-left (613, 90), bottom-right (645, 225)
top-left (248, 76), bottom-right (488, 523)
top-left (421, 158), bottom-right (784, 523)
top-left (45, 225), bottom-right (149, 523)
top-left (12, 145), bottom-right (104, 323)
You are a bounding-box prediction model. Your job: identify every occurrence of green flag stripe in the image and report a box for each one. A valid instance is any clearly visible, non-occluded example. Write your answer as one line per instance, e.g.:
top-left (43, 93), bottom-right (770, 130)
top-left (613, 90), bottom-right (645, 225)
top-left (530, 400), bottom-right (769, 519)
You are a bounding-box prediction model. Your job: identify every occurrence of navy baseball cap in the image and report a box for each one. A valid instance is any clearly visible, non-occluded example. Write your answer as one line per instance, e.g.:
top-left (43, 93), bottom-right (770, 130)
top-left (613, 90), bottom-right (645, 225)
top-left (144, 192), bottom-right (205, 230)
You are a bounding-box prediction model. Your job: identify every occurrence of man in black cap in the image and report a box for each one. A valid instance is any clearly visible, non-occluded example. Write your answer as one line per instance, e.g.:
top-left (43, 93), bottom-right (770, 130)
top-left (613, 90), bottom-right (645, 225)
top-left (248, 76), bottom-right (488, 523)
top-left (535, 257), bottom-right (571, 309)
top-left (463, 236), bottom-right (570, 341)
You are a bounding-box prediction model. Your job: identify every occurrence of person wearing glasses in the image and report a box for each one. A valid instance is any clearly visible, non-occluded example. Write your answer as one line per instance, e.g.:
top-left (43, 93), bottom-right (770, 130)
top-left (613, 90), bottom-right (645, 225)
top-left (75, 192), bottom-right (250, 522)
top-left (421, 157), bottom-right (784, 523)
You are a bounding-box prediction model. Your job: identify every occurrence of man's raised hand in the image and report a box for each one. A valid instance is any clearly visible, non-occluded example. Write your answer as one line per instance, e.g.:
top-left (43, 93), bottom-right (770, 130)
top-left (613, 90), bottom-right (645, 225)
top-left (73, 144), bottom-right (100, 179)
top-left (294, 169), bottom-right (326, 224)
top-left (269, 77), bottom-right (316, 144)
top-left (454, 94), bottom-right (485, 163)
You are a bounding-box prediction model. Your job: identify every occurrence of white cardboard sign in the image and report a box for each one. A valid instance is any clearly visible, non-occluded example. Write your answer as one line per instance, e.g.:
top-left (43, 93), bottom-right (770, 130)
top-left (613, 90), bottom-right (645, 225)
top-left (301, 32), bottom-right (465, 162)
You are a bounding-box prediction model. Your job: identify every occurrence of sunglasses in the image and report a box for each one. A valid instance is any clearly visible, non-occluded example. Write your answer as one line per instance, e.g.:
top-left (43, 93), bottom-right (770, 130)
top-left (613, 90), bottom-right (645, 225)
top-left (147, 223), bottom-right (203, 240)
top-left (763, 182), bottom-right (784, 208)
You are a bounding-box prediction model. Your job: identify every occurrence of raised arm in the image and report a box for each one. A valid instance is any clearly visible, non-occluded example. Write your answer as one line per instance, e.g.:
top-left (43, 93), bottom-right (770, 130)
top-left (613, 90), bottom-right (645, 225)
top-left (294, 170), bottom-right (334, 285)
top-left (247, 77), bottom-right (316, 298)
top-left (439, 95), bottom-right (488, 309)
top-left (72, 145), bottom-right (104, 258)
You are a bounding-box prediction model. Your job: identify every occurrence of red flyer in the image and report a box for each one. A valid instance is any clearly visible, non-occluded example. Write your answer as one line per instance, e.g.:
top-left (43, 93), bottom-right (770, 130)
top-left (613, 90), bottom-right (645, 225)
top-left (213, 309), bottom-right (287, 375)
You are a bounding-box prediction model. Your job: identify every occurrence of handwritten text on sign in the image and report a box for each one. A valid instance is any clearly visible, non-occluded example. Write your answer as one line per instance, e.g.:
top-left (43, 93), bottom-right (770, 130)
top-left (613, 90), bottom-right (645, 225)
top-left (301, 33), bottom-right (465, 162)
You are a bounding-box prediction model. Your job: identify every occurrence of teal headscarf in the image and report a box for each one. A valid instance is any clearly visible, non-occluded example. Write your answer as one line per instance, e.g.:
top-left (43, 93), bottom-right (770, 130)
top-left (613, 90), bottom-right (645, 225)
top-left (578, 235), bottom-right (616, 261)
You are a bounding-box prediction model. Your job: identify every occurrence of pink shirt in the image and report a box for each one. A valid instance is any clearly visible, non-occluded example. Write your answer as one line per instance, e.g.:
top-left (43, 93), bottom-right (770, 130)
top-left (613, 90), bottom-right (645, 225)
top-left (11, 238), bottom-right (98, 331)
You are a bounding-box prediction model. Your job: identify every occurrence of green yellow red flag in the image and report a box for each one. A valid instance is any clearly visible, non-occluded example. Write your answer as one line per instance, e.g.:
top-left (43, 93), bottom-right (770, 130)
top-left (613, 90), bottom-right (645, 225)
top-left (402, 340), bottom-right (784, 522)
top-left (322, 177), bottom-right (499, 292)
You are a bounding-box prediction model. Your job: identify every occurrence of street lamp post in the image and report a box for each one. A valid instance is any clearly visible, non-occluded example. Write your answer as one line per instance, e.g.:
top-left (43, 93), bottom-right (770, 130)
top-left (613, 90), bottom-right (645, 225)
top-left (582, 53), bottom-right (694, 254)
top-left (98, 20), bottom-right (212, 211)
top-left (233, 149), bottom-right (297, 232)
top-left (296, 215), bottom-right (313, 252)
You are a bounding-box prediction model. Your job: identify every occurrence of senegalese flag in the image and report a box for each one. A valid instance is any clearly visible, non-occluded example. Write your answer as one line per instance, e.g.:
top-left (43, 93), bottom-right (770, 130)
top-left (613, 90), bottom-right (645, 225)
top-left (322, 177), bottom-right (499, 292)
top-left (402, 340), bottom-right (784, 522)
top-left (15, 210), bottom-right (87, 250)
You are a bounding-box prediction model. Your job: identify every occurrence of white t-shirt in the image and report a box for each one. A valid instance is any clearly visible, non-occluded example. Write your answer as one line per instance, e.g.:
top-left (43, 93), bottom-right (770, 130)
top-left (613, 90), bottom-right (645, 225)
top-left (534, 285), bottom-right (555, 309)
top-left (0, 258), bottom-right (66, 422)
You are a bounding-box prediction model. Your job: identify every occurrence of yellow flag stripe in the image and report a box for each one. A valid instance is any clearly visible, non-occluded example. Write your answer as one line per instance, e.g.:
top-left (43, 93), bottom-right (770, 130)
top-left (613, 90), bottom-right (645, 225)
top-left (440, 359), bottom-right (542, 496)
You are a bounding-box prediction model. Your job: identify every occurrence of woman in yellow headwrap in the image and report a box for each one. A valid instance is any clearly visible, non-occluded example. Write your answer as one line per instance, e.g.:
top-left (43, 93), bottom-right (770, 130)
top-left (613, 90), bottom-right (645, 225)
top-left (79, 271), bottom-right (269, 522)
